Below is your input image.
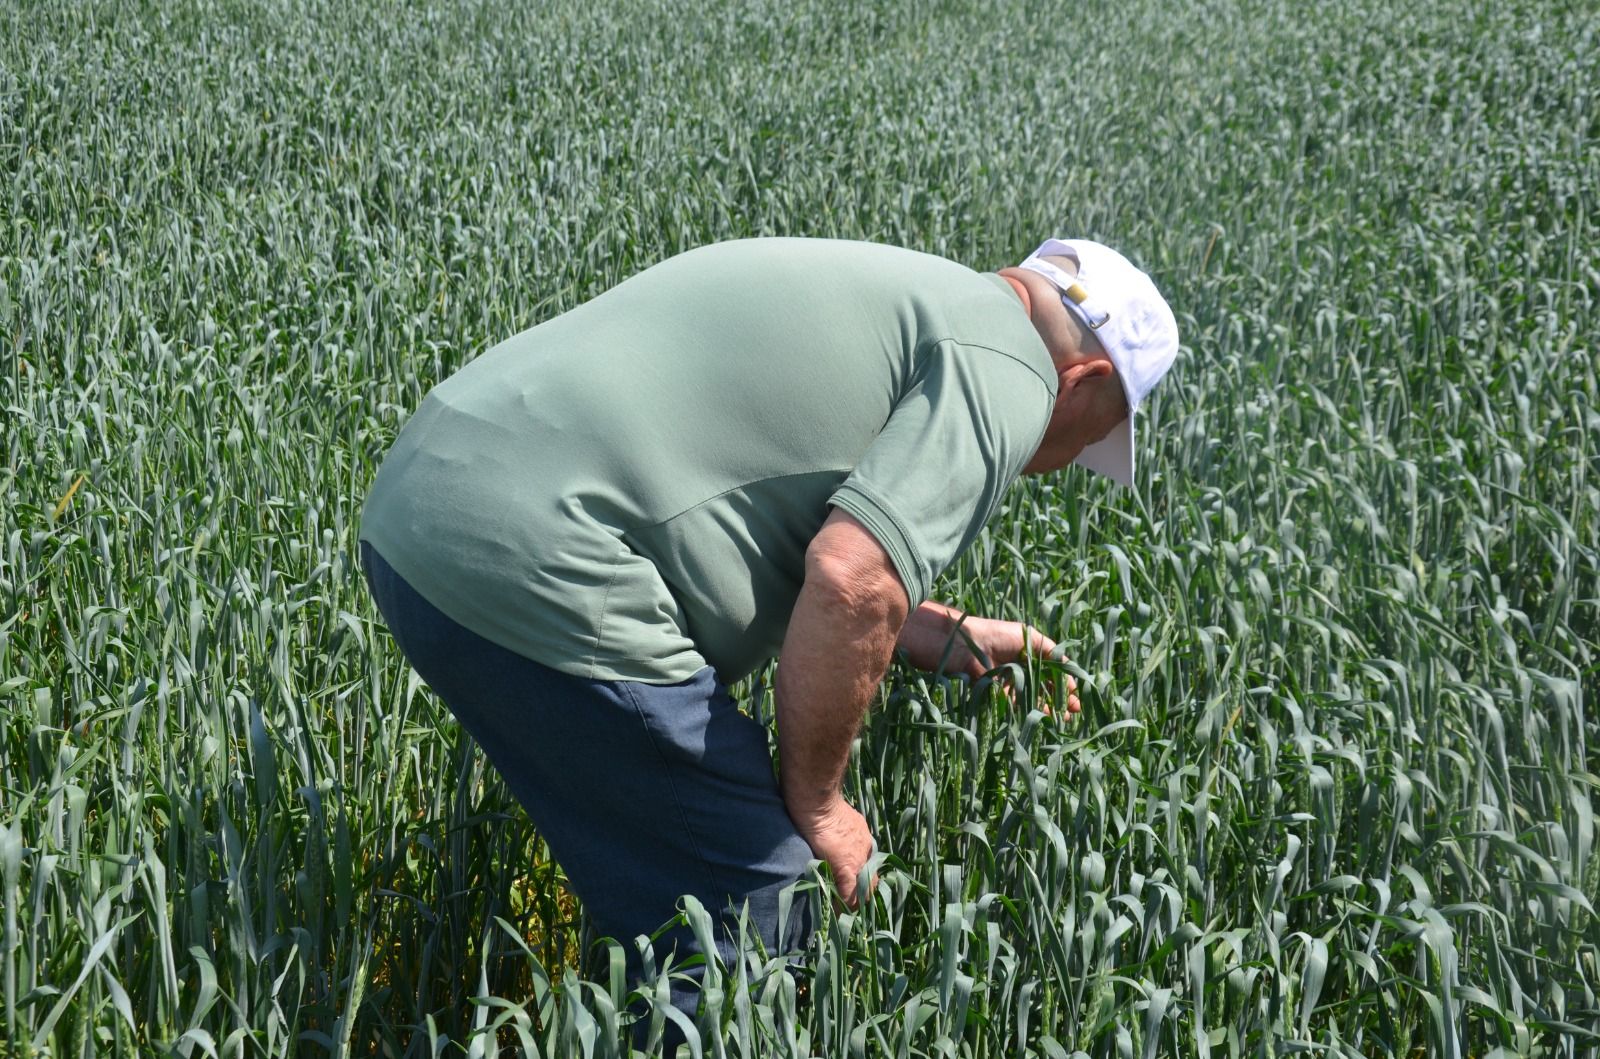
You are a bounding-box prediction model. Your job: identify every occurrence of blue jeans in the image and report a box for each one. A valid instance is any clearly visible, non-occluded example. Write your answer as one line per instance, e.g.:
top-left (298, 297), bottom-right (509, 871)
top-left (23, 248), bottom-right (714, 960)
top-left (359, 541), bottom-right (815, 1029)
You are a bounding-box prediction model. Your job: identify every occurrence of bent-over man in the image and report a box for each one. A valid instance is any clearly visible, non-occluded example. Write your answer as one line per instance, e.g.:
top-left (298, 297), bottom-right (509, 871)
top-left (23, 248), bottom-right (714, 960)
top-left (357, 235), bottom-right (1178, 1024)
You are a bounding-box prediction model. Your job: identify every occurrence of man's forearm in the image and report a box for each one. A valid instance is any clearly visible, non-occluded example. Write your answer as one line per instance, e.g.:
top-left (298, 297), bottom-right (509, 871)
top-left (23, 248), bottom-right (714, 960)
top-left (895, 600), bottom-right (969, 673)
top-left (774, 578), bottom-right (903, 819)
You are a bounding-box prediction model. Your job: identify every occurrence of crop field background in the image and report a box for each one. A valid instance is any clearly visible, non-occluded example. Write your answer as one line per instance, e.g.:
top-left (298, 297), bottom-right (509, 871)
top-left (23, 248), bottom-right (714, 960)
top-left (3, 0), bottom-right (1598, 1055)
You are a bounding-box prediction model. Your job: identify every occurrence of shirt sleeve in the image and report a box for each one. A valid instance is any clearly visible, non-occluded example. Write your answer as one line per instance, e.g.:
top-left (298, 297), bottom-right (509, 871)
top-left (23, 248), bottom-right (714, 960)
top-left (828, 339), bottom-right (1055, 608)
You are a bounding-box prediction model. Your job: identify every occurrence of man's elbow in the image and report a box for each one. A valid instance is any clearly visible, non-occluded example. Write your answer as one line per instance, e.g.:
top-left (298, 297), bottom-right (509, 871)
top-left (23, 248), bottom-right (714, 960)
top-left (804, 548), bottom-right (910, 631)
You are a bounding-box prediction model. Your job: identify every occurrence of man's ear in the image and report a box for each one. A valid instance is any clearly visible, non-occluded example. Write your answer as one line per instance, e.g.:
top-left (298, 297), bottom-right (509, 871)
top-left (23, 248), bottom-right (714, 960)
top-left (1059, 357), bottom-right (1115, 391)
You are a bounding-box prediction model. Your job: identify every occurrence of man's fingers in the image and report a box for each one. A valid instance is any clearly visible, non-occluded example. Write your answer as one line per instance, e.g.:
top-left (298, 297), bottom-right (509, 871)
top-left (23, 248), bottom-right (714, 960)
top-left (833, 855), bottom-right (882, 909)
top-left (1025, 626), bottom-right (1057, 659)
top-left (1035, 677), bottom-right (1082, 717)
top-left (836, 871), bottom-right (881, 910)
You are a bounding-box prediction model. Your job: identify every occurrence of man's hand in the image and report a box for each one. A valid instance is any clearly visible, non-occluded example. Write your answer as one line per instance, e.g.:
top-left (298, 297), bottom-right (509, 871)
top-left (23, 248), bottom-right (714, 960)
top-left (896, 603), bottom-right (1081, 715)
top-left (789, 796), bottom-right (876, 909)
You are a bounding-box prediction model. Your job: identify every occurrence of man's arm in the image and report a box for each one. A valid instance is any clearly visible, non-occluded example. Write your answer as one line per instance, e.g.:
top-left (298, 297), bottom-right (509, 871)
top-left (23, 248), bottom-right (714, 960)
top-left (895, 601), bottom-right (1081, 713)
top-left (896, 600), bottom-right (1059, 676)
top-left (775, 508), bottom-right (909, 908)
top-left (894, 601), bottom-right (969, 672)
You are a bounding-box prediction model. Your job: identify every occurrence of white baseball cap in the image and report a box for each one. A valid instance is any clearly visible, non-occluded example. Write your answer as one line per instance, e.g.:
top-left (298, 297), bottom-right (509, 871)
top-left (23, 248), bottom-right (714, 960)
top-left (1017, 238), bottom-right (1180, 487)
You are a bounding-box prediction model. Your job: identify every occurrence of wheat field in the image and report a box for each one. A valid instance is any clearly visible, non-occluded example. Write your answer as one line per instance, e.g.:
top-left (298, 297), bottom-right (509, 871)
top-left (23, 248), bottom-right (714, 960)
top-left (2, 0), bottom-right (1597, 1055)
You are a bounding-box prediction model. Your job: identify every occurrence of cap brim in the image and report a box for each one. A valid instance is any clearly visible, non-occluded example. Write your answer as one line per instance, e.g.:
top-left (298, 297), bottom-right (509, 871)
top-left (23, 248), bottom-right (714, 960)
top-left (1072, 414), bottom-right (1135, 487)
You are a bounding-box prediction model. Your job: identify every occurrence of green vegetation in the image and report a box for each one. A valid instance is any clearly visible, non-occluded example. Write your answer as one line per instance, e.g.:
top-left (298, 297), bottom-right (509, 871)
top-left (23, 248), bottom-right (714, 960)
top-left (2, 0), bottom-right (1596, 1054)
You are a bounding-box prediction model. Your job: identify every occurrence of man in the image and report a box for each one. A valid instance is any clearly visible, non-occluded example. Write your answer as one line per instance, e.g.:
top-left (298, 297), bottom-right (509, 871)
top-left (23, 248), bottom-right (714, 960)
top-left (357, 236), bottom-right (1178, 1020)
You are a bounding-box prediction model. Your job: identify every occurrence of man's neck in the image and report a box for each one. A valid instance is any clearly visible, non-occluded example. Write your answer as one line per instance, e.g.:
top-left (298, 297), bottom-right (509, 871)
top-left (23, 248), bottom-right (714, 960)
top-left (1000, 274), bottom-right (1033, 317)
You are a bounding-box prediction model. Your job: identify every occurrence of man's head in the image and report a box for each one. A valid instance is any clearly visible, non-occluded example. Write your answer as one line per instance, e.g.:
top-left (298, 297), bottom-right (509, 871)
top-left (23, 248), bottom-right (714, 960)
top-left (999, 239), bottom-right (1179, 482)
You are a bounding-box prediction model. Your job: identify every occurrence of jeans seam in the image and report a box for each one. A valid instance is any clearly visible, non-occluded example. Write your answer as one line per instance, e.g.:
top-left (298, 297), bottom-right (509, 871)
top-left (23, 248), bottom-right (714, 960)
top-left (618, 680), bottom-right (724, 907)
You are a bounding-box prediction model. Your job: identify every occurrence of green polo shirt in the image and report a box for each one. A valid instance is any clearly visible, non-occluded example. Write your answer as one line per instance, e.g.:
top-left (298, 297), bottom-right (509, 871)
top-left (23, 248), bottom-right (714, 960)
top-left (359, 238), bottom-right (1056, 684)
